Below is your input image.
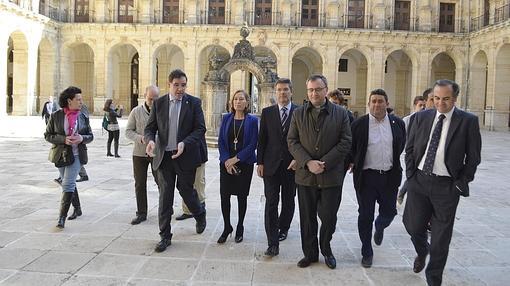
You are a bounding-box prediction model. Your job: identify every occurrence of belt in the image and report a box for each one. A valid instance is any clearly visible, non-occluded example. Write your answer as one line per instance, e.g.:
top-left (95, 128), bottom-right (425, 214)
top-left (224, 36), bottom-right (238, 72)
top-left (418, 169), bottom-right (450, 178)
top-left (366, 169), bottom-right (390, 175)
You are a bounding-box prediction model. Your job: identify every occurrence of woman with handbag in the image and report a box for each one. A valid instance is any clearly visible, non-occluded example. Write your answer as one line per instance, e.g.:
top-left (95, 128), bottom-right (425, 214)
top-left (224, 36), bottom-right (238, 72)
top-left (45, 86), bottom-right (93, 228)
top-left (217, 90), bottom-right (258, 244)
top-left (103, 99), bottom-right (123, 157)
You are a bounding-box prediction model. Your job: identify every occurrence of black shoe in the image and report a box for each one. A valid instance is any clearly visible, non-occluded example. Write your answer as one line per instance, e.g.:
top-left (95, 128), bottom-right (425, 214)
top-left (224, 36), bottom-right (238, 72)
top-left (131, 215), bottom-right (147, 225)
top-left (374, 229), bottom-right (384, 246)
top-left (68, 207), bottom-right (82, 220)
top-left (235, 225), bottom-right (244, 243)
top-left (114, 154), bottom-right (121, 158)
top-left (175, 213), bottom-right (193, 221)
top-left (361, 256), bottom-right (373, 268)
top-left (76, 176), bottom-right (89, 182)
top-left (54, 178), bottom-right (62, 186)
top-left (195, 212), bottom-right (206, 234)
top-left (324, 255), bottom-right (336, 269)
top-left (217, 225), bottom-right (233, 244)
top-left (56, 216), bottom-right (66, 228)
top-left (56, 192), bottom-right (73, 228)
top-left (154, 238), bottom-right (171, 252)
top-left (107, 153), bottom-right (114, 157)
top-left (264, 245), bottom-right (279, 257)
top-left (413, 255), bottom-right (427, 273)
top-left (278, 230), bottom-right (288, 241)
top-left (297, 257), bottom-right (318, 268)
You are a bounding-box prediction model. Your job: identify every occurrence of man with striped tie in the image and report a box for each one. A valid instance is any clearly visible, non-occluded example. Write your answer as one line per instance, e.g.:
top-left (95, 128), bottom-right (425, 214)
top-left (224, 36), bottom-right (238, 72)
top-left (403, 79), bottom-right (482, 286)
top-left (257, 78), bottom-right (298, 257)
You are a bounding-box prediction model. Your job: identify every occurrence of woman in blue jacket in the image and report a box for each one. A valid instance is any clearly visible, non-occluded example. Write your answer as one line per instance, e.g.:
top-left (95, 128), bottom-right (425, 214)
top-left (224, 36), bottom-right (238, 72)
top-left (217, 90), bottom-right (258, 244)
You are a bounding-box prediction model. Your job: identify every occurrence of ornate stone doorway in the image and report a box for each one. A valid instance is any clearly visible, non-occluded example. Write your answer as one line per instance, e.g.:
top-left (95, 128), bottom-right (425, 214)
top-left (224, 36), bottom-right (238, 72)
top-left (202, 25), bottom-right (278, 136)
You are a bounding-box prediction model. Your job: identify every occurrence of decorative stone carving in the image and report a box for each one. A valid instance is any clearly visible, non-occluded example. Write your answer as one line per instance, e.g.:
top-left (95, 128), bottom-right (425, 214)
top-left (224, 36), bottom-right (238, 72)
top-left (232, 25), bottom-right (255, 60)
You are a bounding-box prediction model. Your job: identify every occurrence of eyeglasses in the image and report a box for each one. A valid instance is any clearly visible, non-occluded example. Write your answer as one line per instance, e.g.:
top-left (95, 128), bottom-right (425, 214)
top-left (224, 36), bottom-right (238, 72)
top-left (306, 87), bottom-right (326, 94)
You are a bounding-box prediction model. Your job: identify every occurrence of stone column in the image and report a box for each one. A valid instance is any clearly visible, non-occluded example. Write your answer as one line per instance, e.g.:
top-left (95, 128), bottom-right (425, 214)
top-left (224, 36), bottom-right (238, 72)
top-left (484, 48), bottom-right (496, 130)
top-left (367, 47), bottom-right (385, 93)
top-left (0, 37), bottom-right (8, 117)
top-left (414, 48), bottom-right (431, 100)
top-left (183, 41), bottom-right (198, 96)
top-left (276, 43), bottom-right (291, 78)
top-left (372, 1), bottom-right (387, 29)
top-left (323, 45), bottom-right (337, 89)
top-left (95, 0), bottom-right (106, 23)
top-left (94, 40), bottom-right (107, 114)
top-left (26, 42), bottom-right (38, 115)
top-left (418, 1), bottom-right (433, 32)
top-left (12, 49), bottom-right (28, 115)
top-left (258, 82), bottom-right (274, 111)
top-left (203, 80), bottom-right (229, 136)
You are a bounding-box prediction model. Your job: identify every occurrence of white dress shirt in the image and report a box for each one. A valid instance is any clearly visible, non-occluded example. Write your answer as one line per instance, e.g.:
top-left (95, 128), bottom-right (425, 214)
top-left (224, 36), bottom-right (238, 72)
top-left (418, 107), bottom-right (455, 176)
top-left (363, 113), bottom-right (393, 171)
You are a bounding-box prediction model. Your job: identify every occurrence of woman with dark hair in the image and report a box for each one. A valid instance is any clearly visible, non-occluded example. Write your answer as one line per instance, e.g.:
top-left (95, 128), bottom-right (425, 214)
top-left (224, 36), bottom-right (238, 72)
top-left (45, 86), bottom-right (93, 228)
top-left (103, 99), bottom-right (123, 157)
top-left (217, 90), bottom-right (258, 244)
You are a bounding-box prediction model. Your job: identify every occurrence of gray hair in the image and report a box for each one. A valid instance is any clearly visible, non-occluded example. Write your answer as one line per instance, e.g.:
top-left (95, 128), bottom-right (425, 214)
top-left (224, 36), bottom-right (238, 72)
top-left (145, 85), bottom-right (160, 95)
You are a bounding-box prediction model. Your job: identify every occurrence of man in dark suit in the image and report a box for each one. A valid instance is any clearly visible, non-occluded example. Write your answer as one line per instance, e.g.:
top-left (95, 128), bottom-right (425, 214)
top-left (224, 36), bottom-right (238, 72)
top-left (145, 69), bottom-right (207, 253)
top-left (41, 96), bottom-right (59, 125)
top-left (349, 89), bottom-right (406, 268)
top-left (403, 79), bottom-right (482, 286)
top-left (257, 78), bottom-right (298, 257)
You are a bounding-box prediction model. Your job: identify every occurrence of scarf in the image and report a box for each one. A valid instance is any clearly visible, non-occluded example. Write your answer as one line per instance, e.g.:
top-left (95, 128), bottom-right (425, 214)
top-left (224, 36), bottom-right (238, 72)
top-left (63, 107), bottom-right (80, 135)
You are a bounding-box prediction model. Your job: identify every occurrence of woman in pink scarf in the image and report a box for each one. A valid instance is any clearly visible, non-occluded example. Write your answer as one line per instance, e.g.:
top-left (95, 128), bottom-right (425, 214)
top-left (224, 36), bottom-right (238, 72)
top-left (44, 86), bottom-right (94, 229)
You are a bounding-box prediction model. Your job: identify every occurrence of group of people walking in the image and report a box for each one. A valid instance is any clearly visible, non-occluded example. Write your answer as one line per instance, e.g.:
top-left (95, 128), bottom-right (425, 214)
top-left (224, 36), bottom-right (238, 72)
top-left (44, 68), bottom-right (481, 286)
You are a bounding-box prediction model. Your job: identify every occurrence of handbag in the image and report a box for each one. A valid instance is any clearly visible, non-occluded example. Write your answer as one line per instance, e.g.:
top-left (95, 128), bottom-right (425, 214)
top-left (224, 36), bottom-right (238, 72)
top-left (54, 145), bottom-right (75, 168)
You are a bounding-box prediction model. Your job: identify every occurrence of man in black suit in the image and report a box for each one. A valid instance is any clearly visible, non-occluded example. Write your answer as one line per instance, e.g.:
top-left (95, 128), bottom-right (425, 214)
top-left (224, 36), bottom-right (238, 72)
top-left (41, 96), bottom-right (59, 124)
top-left (403, 79), bottom-right (481, 286)
top-left (145, 69), bottom-right (207, 253)
top-left (349, 89), bottom-right (406, 268)
top-left (257, 78), bottom-right (298, 257)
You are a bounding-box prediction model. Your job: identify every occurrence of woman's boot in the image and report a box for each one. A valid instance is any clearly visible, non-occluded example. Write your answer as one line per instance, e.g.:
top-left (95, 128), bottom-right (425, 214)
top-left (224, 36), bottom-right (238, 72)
top-left (68, 188), bottom-right (82, 220)
top-left (57, 192), bottom-right (73, 228)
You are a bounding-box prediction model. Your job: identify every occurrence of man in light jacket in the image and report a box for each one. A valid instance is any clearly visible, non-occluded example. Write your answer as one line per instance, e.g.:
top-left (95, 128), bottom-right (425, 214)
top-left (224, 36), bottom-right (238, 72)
top-left (126, 85), bottom-right (160, 225)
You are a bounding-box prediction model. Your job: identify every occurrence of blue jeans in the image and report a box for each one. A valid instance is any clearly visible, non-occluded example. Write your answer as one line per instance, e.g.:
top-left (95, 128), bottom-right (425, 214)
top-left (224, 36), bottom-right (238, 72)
top-left (58, 155), bottom-right (81, 193)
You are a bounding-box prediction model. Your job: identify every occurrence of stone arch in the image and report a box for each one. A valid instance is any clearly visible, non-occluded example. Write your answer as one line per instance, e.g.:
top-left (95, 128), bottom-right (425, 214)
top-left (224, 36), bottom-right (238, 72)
top-left (291, 47), bottom-right (323, 104)
top-left (152, 44), bottom-right (185, 95)
top-left (197, 44), bottom-right (231, 96)
top-left (7, 30), bottom-right (29, 115)
top-left (337, 48), bottom-right (368, 117)
top-left (37, 38), bottom-right (56, 113)
top-left (469, 50), bottom-right (488, 126)
top-left (63, 42), bottom-right (95, 112)
top-left (430, 52), bottom-right (456, 85)
top-left (384, 50), bottom-right (413, 116)
top-left (107, 43), bottom-right (139, 113)
top-left (493, 44), bottom-right (510, 130)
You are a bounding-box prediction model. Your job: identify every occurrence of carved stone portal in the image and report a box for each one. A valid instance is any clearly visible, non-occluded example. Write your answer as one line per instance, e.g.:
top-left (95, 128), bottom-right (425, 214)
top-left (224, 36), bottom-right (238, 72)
top-left (202, 24), bottom-right (278, 136)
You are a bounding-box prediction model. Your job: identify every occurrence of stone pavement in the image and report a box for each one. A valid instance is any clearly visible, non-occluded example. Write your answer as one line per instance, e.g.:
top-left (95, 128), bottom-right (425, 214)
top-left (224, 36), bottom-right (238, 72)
top-left (0, 116), bottom-right (509, 286)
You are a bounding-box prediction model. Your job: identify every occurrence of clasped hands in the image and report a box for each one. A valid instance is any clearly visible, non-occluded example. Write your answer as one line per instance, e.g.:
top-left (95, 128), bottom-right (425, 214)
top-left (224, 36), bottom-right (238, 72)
top-left (307, 160), bottom-right (325, 174)
top-left (65, 134), bottom-right (83, 145)
top-left (225, 156), bottom-right (240, 175)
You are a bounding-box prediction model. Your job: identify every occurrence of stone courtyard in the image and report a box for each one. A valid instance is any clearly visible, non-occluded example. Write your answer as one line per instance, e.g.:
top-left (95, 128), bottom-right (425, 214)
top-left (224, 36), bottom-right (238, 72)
top-left (0, 116), bottom-right (509, 286)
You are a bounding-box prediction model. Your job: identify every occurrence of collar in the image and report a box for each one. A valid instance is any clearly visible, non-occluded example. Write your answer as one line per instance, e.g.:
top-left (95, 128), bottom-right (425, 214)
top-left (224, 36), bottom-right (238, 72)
top-left (144, 102), bottom-right (151, 113)
top-left (169, 93), bottom-right (183, 102)
top-left (435, 106), bottom-right (455, 121)
top-left (278, 101), bottom-right (292, 111)
top-left (306, 98), bottom-right (331, 113)
top-left (368, 112), bottom-right (389, 123)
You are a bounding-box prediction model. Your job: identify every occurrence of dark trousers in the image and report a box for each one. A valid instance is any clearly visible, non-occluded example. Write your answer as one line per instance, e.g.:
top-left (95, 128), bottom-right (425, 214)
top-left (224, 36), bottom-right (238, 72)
top-left (355, 170), bottom-right (398, 258)
top-left (264, 163), bottom-right (296, 247)
top-left (397, 180), bottom-right (409, 200)
top-left (107, 130), bottom-right (120, 155)
top-left (78, 165), bottom-right (87, 178)
top-left (297, 185), bottom-right (342, 259)
top-left (133, 156), bottom-right (157, 217)
top-left (156, 151), bottom-right (204, 239)
top-left (403, 170), bottom-right (459, 286)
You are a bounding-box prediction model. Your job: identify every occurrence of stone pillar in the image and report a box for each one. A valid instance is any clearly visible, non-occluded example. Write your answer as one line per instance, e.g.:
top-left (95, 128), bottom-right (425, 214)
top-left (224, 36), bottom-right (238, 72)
top-left (276, 44), bottom-right (291, 78)
top-left (183, 42), bottom-right (198, 96)
top-left (367, 47), bottom-right (385, 94)
top-left (26, 42), bottom-right (38, 115)
top-left (258, 82), bottom-right (274, 110)
top-left (12, 49), bottom-right (28, 115)
top-left (139, 0), bottom-right (152, 23)
top-left (414, 49), bottom-right (432, 100)
top-left (234, 0), bottom-right (245, 25)
top-left (354, 66), bottom-right (368, 116)
top-left (203, 80), bottom-right (229, 136)
top-left (372, 1), bottom-right (387, 29)
top-left (95, 0), bottom-right (106, 23)
top-left (418, 1), bottom-right (433, 32)
top-left (0, 37), bottom-right (8, 117)
top-left (94, 40), bottom-right (107, 114)
top-left (484, 48), bottom-right (496, 130)
top-left (38, 50), bottom-right (55, 107)
top-left (323, 46), bottom-right (337, 89)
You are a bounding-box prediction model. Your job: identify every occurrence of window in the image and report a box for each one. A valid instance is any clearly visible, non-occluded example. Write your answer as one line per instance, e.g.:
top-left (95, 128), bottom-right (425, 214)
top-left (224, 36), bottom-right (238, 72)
top-left (338, 59), bottom-right (348, 72)
top-left (75, 0), bottom-right (89, 22)
top-left (209, 0), bottom-right (225, 24)
top-left (394, 1), bottom-right (410, 30)
top-left (347, 0), bottom-right (365, 28)
top-left (301, 0), bottom-right (318, 26)
top-left (163, 0), bottom-right (179, 23)
top-left (118, 0), bottom-right (134, 23)
top-left (254, 0), bottom-right (271, 25)
top-left (439, 3), bottom-right (455, 32)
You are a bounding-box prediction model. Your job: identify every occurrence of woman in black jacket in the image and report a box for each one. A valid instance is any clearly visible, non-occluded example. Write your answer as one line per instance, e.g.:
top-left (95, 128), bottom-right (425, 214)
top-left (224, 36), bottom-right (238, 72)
top-left (45, 86), bottom-right (93, 228)
top-left (103, 99), bottom-right (123, 157)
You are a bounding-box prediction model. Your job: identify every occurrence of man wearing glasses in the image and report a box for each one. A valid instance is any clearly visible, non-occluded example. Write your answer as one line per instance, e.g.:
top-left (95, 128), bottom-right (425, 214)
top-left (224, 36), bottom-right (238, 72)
top-left (145, 69), bottom-right (207, 253)
top-left (288, 74), bottom-right (352, 269)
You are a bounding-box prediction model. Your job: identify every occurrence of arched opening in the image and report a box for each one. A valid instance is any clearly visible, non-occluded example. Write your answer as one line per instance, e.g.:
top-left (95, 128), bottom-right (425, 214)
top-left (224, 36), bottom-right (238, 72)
top-left (198, 45), bottom-right (231, 97)
top-left (153, 44), bottom-right (184, 95)
top-left (291, 47), bottom-right (323, 105)
top-left (384, 50), bottom-right (413, 117)
top-left (37, 38), bottom-right (56, 114)
top-left (337, 49), bottom-right (368, 118)
top-left (494, 44), bottom-right (510, 130)
top-left (107, 44), bottom-right (139, 113)
top-left (63, 43), bottom-right (95, 112)
top-left (469, 50), bottom-right (488, 126)
top-left (7, 31), bottom-right (29, 115)
top-left (431, 52), bottom-right (456, 84)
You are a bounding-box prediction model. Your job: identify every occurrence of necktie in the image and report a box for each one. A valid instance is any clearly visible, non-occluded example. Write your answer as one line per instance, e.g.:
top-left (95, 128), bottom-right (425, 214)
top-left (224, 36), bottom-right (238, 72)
top-left (168, 99), bottom-right (180, 151)
top-left (281, 106), bottom-right (288, 126)
top-left (422, 114), bottom-right (446, 175)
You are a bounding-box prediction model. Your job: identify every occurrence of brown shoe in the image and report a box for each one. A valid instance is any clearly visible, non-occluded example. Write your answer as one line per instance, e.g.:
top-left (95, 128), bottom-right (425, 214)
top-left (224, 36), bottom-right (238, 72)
top-left (413, 255), bottom-right (427, 273)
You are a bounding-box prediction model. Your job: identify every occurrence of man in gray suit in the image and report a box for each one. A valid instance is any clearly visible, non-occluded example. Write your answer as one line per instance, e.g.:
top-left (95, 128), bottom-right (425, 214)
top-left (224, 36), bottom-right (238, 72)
top-left (145, 69), bottom-right (207, 253)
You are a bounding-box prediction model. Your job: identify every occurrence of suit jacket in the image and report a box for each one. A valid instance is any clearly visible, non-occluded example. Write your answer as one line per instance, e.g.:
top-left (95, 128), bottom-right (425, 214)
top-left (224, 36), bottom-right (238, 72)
top-left (257, 103), bottom-right (298, 176)
top-left (218, 113), bottom-right (258, 164)
top-left (144, 93), bottom-right (206, 171)
top-left (405, 108), bottom-right (481, 197)
top-left (349, 114), bottom-right (406, 192)
top-left (44, 109), bottom-right (94, 165)
top-left (287, 100), bottom-right (352, 188)
top-left (41, 101), bottom-right (59, 119)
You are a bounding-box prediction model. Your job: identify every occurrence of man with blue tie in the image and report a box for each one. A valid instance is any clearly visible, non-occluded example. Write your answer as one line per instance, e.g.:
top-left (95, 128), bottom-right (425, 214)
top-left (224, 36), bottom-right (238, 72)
top-left (403, 79), bottom-right (482, 286)
top-left (257, 78), bottom-right (298, 257)
top-left (145, 69), bottom-right (207, 253)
